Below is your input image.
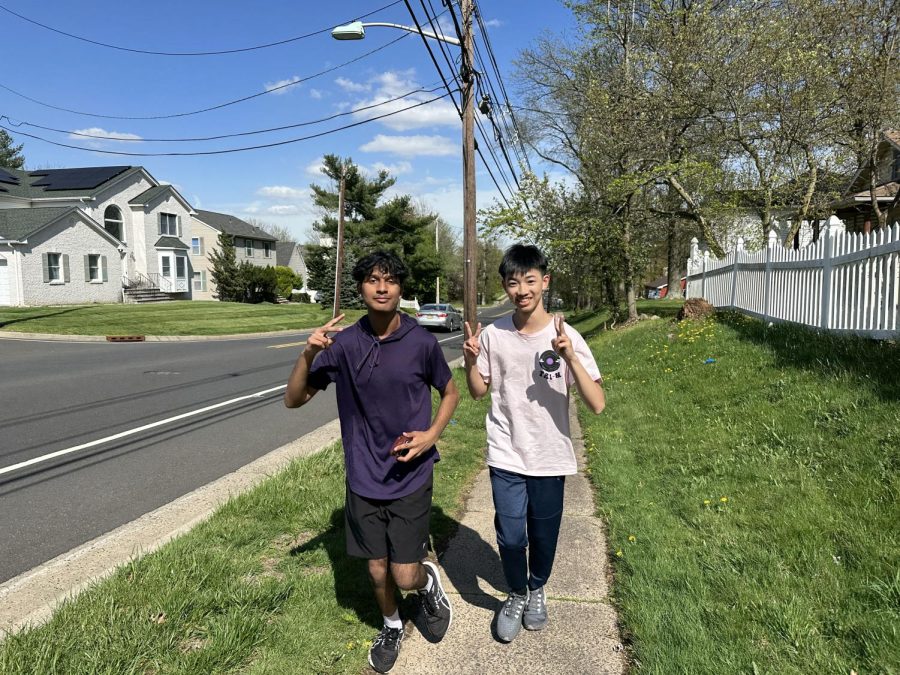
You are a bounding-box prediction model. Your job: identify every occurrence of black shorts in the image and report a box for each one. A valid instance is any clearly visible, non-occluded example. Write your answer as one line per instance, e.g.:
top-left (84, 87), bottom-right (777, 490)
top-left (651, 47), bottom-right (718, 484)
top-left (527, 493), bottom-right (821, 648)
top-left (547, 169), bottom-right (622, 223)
top-left (344, 475), bottom-right (433, 563)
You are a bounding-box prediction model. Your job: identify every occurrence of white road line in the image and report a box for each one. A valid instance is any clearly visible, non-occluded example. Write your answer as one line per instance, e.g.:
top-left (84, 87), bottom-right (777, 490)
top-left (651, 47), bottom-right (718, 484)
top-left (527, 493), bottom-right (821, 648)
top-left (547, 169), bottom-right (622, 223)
top-left (0, 385), bottom-right (287, 477)
top-left (437, 334), bottom-right (461, 343)
top-left (267, 340), bottom-right (307, 349)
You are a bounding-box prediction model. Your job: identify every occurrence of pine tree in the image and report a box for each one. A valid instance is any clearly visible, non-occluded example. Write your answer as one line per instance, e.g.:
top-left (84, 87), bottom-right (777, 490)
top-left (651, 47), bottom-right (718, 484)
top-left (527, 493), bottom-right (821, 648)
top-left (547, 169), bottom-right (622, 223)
top-left (208, 232), bottom-right (242, 301)
top-left (305, 244), bottom-right (361, 310)
top-left (0, 130), bottom-right (25, 169)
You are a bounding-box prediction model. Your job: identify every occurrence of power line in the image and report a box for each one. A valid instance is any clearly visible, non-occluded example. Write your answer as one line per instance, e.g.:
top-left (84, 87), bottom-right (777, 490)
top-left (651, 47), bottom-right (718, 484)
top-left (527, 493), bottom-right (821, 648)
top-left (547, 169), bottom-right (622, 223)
top-left (0, 0), bottom-right (404, 56)
top-left (2, 82), bottom-right (445, 143)
top-left (0, 91), bottom-right (455, 157)
top-left (401, 0), bottom-right (463, 118)
top-left (0, 34), bottom-right (411, 121)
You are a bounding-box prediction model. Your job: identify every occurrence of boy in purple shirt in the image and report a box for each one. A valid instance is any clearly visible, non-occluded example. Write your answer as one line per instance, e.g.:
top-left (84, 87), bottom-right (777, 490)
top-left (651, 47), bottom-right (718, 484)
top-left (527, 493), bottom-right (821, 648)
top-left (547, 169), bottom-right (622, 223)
top-left (285, 250), bottom-right (459, 673)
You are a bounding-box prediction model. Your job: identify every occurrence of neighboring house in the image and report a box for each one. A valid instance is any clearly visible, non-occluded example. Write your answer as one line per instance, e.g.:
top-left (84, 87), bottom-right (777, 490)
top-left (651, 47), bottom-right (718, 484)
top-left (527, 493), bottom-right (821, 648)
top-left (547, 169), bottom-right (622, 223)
top-left (191, 210), bottom-right (278, 300)
top-left (0, 164), bottom-right (195, 306)
top-left (833, 129), bottom-right (900, 231)
top-left (275, 241), bottom-right (308, 283)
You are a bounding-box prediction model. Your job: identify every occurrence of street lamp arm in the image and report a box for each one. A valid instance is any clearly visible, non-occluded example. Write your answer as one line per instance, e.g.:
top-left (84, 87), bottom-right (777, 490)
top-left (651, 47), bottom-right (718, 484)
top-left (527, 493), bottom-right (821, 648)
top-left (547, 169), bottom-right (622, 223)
top-left (362, 22), bottom-right (460, 45)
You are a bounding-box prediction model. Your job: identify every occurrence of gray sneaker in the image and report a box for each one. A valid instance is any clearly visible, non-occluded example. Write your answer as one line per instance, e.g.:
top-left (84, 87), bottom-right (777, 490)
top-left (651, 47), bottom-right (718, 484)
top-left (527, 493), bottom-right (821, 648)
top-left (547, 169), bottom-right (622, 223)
top-left (523, 585), bottom-right (548, 630)
top-left (496, 591), bottom-right (528, 642)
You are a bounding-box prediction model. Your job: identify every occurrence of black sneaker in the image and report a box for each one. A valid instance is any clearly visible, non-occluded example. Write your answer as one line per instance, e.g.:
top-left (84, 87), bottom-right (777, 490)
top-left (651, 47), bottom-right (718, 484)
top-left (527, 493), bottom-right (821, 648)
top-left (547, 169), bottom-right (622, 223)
top-left (368, 625), bottom-right (404, 673)
top-left (418, 560), bottom-right (453, 641)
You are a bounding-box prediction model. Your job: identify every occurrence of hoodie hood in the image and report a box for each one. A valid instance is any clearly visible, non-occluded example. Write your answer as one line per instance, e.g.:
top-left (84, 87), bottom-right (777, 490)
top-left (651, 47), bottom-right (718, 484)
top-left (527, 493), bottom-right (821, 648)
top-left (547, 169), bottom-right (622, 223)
top-left (354, 312), bottom-right (419, 379)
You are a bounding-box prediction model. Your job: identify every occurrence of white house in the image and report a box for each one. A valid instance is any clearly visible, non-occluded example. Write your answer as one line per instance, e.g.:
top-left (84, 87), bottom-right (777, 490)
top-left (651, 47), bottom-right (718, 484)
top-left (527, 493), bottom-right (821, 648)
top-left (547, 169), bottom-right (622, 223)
top-left (0, 164), bottom-right (195, 306)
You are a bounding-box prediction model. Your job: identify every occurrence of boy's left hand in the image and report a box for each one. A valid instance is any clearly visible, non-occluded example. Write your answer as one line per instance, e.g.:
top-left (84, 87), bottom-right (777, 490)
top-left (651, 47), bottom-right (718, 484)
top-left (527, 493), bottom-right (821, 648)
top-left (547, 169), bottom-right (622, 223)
top-left (552, 313), bottom-right (573, 362)
top-left (393, 429), bottom-right (437, 462)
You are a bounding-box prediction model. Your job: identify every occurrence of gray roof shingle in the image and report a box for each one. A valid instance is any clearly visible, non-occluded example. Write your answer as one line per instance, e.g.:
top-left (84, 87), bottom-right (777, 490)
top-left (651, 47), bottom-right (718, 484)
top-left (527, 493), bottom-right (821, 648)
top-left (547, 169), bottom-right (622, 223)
top-left (154, 236), bottom-right (190, 250)
top-left (275, 241), bottom-right (298, 266)
top-left (129, 185), bottom-right (172, 205)
top-left (0, 207), bottom-right (77, 240)
top-left (194, 209), bottom-right (277, 242)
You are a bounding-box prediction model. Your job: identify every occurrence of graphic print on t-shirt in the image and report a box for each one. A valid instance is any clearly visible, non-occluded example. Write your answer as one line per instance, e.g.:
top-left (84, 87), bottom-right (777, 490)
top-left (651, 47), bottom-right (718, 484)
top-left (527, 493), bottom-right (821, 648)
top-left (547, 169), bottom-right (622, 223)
top-left (538, 349), bottom-right (563, 380)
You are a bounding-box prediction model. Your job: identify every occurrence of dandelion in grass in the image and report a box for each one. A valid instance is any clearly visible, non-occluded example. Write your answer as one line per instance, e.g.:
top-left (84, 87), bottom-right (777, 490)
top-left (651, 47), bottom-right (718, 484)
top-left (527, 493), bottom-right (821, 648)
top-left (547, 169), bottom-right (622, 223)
top-left (720, 496), bottom-right (728, 503)
top-left (703, 499), bottom-right (711, 506)
top-left (628, 535), bottom-right (636, 542)
top-left (616, 549), bottom-right (623, 557)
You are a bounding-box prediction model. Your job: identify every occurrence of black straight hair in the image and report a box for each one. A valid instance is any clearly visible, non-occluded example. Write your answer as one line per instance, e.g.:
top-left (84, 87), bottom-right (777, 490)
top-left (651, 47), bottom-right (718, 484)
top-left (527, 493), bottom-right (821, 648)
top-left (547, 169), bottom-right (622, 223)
top-left (352, 250), bottom-right (408, 288)
top-left (498, 243), bottom-right (548, 280)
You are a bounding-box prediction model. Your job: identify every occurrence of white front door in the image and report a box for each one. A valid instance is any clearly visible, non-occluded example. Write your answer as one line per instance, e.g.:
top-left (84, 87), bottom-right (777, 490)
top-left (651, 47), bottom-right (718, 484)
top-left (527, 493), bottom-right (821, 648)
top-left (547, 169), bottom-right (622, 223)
top-left (0, 258), bottom-right (10, 305)
top-left (158, 253), bottom-right (189, 292)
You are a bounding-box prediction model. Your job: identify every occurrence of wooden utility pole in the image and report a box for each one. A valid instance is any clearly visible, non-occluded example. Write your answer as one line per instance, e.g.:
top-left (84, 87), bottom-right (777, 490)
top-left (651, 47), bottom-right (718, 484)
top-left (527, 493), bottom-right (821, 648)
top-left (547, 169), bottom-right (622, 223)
top-left (461, 0), bottom-right (477, 332)
top-left (332, 173), bottom-right (346, 318)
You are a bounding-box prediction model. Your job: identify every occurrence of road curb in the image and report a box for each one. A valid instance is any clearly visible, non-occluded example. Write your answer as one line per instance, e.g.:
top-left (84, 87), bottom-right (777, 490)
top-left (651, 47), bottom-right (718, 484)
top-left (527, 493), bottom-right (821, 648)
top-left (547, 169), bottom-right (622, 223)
top-left (0, 329), bottom-right (309, 343)
top-left (0, 419), bottom-right (342, 638)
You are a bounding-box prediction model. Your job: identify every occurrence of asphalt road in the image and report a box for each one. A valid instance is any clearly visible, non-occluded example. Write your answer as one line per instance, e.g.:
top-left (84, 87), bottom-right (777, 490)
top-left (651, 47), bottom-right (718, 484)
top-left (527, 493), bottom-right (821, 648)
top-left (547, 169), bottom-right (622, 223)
top-left (0, 304), bottom-right (511, 584)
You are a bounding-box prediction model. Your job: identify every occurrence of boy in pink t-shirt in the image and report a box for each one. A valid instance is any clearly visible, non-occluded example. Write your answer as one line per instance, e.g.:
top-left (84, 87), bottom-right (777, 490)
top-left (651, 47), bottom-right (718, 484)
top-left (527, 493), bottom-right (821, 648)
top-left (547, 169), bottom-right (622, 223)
top-left (463, 244), bottom-right (605, 643)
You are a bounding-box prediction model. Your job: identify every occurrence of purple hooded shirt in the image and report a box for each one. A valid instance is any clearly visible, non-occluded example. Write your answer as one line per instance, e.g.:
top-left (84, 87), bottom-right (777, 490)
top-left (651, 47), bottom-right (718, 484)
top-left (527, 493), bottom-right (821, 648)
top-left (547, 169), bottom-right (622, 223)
top-left (307, 312), bottom-right (452, 500)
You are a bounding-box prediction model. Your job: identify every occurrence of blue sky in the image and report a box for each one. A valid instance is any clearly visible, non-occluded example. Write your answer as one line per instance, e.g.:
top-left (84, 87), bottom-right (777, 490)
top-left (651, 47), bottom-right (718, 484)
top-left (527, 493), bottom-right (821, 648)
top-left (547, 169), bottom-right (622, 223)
top-left (0, 0), bottom-right (578, 243)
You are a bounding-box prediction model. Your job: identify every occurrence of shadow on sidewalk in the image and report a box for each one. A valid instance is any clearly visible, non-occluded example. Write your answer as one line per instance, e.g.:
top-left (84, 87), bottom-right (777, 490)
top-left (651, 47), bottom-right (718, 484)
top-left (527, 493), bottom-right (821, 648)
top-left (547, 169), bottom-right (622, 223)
top-left (287, 503), bottom-right (507, 630)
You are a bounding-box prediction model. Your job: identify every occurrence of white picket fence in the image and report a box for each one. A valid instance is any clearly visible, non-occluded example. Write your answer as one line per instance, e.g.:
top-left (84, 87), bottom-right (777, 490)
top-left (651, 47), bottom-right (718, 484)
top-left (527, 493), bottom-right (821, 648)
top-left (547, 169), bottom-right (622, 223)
top-left (686, 216), bottom-right (900, 339)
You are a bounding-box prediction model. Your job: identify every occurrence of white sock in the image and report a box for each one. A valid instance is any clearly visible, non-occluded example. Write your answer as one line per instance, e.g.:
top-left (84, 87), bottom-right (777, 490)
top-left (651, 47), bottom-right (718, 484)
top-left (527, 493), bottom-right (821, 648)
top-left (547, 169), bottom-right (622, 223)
top-left (384, 611), bottom-right (402, 630)
top-left (422, 573), bottom-right (434, 592)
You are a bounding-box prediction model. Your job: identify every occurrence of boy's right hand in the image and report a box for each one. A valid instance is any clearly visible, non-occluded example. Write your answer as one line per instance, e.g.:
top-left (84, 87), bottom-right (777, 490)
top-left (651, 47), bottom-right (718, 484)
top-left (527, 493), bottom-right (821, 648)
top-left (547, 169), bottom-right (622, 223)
top-left (304, 314), bottom-right (345, 358)
top-left (463, 322), bottom-right (482, 363)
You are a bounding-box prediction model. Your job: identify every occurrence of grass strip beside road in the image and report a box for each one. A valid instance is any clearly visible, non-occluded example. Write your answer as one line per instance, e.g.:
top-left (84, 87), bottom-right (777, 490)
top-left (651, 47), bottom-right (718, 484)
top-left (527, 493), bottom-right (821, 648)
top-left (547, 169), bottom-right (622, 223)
top-left (572, 308), bottom-right (900, 673)
top-left (0, 302), bottom-right (367, 336)
top-left (0, 370), bottom-right (489, 674)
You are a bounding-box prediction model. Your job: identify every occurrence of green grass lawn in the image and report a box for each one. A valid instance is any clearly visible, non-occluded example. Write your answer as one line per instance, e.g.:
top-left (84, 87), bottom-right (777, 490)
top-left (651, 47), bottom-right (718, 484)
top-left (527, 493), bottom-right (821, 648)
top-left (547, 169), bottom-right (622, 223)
top-left (0, 302), bottom-right (367, 336)
top-left (571, 308), bottom-right (900, 674)
top-left (0, 370), bottom-right (489, 674)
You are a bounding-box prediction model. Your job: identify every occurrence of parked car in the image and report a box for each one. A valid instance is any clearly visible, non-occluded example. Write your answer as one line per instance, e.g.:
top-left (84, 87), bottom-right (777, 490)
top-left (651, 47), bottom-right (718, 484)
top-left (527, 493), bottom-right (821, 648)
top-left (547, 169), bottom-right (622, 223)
top-left (416, 303), bottom-right (463, 331)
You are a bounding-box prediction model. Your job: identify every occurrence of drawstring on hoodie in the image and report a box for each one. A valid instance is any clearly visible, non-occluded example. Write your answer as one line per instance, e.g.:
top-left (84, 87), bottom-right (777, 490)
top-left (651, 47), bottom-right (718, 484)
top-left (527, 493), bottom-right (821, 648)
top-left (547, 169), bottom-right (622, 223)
top-left (355, 334), bottom-right (381, 382)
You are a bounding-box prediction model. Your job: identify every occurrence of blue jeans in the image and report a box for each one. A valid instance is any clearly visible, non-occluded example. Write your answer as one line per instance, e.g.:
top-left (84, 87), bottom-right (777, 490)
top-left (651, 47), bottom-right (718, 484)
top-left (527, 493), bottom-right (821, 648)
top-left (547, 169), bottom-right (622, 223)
top-left (489, 466), bottom-right (566, 593)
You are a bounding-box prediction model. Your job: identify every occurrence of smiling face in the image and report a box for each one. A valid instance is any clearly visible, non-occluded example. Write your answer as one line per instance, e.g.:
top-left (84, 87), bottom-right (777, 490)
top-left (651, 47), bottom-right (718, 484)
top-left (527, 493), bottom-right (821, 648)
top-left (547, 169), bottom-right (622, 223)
top-left (358, 267), bottom-right (402, 314)
top-left (503, 268), bottom-right (550, 315)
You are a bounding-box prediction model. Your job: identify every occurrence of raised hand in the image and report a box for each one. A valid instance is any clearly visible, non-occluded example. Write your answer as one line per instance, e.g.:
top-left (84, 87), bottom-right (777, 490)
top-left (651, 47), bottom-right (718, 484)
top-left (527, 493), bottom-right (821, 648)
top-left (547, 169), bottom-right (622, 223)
top-left (463, 321), bottom-right (482, 363)
top-left (305, 313), bottom-right (345, 356)
top-left (551, 313), bottom-right (573, 361)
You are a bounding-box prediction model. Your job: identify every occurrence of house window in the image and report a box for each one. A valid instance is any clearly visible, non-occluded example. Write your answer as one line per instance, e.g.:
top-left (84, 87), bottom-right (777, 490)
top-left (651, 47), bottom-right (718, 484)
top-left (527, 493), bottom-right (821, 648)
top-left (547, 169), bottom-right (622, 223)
top-left (193, 270), bottom-right (207, 291)
top-left (159, 212), bottom-right (178, 236)
top-left (245, 239), bottom-right (254, 257)
top-left (87, 254), bottom-right (100, 281)
top-left (191, 237), bottom-right (204, 255)
top-left (264, 242), bottom-right (272, 258)
top-left (104, 205), bottom-right (124, 241)
top-left (161, 257), bottom-right (171, 277)
top-left (47, 253), bottom-right (61, 282)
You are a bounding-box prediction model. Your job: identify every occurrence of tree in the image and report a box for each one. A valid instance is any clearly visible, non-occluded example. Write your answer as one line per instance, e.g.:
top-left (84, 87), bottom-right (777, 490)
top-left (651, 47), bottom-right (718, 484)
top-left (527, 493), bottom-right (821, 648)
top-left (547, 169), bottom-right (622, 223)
top-left (248, 218), bottom-right (294, 242)
top-left (238, 262), bottom-right (277, 303)
top-left (275, 265), bottom-right (299, 299)
top-left (0, 130), bottom-right (25, 169)
top-left (208, 232), bottom-right (242, 302)
top-left (304, 244), bottom-right (362, 311)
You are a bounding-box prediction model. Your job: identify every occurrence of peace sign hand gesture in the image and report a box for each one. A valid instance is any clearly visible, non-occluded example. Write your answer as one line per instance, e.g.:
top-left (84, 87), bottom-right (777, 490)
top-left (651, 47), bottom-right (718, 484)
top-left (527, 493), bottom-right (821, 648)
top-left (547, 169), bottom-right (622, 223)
top-left (305, 314), bottom-right (345, 357)
top-left (463, 321), bottom-right (482, 364)
top-left (551, 313), bottom-right (573, 362)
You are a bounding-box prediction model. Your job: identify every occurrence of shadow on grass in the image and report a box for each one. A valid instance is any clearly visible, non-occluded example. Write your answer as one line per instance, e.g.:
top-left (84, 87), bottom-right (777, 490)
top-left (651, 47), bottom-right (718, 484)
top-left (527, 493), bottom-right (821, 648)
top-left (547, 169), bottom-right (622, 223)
top-left (717, 310), bottom-right (900, 402)
top-left (0, 306), bottom-right (89, 329)
top-left (288, 503), bottom-right (504, 630)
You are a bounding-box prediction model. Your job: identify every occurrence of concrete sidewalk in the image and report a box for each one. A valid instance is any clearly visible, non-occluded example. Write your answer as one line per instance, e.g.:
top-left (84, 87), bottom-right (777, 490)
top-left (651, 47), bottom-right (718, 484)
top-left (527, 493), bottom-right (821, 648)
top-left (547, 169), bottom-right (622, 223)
top-left (391, 401), bottom-right (626, 674)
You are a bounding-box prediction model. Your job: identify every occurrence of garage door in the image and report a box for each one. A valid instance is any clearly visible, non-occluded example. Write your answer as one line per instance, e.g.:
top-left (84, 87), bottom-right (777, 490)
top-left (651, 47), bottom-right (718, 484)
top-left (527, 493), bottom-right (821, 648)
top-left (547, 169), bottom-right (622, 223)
top-left (0, 258), bottom-right (10, 305)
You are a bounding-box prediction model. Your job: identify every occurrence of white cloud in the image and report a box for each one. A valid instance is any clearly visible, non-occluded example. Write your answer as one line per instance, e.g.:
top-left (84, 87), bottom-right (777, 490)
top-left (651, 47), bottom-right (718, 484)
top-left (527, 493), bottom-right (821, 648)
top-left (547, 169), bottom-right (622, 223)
top-left (335, 76), bottom-right (370, 92)
top-left (70, 127), bottom-right (142, 143)
top-left (309, 88), bottom-right (324, 99)
top-left (265, 76), bottom-right (301, 94)
top-left (265, 204), bottom-right (304, 215)
top-left (304, 158), bottom-right (326, 177)
top-left (350, 70), bottom-right (459, 131)
top-left (369, 161), bottom-right (413, 176)
top-left (257, 185), bottom-right (307, 200)
top-left (483, 18), bottom-right (503, 28)
top-left (361, 134), bottom-right (458, 157)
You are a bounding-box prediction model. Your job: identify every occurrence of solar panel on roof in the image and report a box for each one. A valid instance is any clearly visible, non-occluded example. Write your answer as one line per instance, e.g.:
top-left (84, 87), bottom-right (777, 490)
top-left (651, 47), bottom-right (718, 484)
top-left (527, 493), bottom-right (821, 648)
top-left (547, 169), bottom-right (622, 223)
top-left (29, 166), bottom-right (131, 191)
top-left (0, 168), bottom-right (20, 185)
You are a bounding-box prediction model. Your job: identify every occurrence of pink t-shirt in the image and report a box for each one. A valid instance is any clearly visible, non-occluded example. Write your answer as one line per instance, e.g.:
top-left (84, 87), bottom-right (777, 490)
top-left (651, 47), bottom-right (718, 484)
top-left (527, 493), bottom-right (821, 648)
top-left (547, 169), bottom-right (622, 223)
top-left (476, 315), bottom-right (602, 476)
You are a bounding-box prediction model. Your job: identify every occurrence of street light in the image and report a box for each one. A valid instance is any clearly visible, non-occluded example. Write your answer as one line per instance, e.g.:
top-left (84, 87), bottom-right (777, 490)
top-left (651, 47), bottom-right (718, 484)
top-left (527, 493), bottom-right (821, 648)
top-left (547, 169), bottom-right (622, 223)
top-left (331, 3), bottom-right (478, 333)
